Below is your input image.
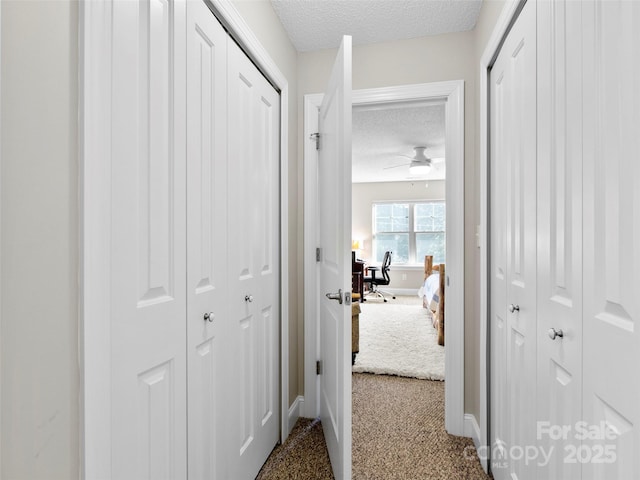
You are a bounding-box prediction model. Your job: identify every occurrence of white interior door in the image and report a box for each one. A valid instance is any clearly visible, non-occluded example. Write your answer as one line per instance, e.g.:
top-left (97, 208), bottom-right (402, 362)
top-left (226, 37), bottom-right (281, 480)
top-left (489, 2), bottom-right (536, 479)
top-left (186, 1), bottom-right (228, 478)
top-left (582, 1), bottom-right (640, 478)
top-left (535, 1), bottom-right (583, 478)
top-left (317, 35), bottom-right (352, 480)
top-left (110, 0), bottom-right (187, 477)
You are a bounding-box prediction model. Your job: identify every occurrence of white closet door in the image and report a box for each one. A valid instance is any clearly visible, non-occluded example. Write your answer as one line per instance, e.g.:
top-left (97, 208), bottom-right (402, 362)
top-left (110, 0), bottom-right (187, 477)
top-left (186, 1), bottom-right (228, 479)
top-left (582, 1), bottom-right (640, 478)
top-left (489, 30), bottom-right (509, 478)
top-left (226, 39), bottom-right (281, 480)
top-left (535, 1), bottom-right (583, 478)
top-left (490, 2), bottom-right (537, 479)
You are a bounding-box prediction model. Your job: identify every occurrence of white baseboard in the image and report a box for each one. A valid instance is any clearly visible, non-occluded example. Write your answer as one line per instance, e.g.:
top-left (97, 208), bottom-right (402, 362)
top-left (287, 395), bottom-right (304, 435)
top-left (379, 288), bottom-right (420, 297)
top-left (464, 413), bottom-right (488, 473)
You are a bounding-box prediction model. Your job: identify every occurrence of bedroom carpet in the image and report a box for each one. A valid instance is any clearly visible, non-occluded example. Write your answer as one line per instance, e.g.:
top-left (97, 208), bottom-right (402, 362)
top-left (352, 299), bottom-right (445, 381)
top-left (257, 373), bottom-right (488, 480)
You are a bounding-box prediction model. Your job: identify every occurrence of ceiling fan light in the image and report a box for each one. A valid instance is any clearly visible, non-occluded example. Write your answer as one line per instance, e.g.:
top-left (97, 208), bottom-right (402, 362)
top-left (409, 163), bottom-right (431, 175)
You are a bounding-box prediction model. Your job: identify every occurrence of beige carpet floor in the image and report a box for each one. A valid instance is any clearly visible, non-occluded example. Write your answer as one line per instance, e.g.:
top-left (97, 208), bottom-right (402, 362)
top-left (256, 417), bottom-right (333, 480)
top-left (257, 373), bottom-right (488, 479)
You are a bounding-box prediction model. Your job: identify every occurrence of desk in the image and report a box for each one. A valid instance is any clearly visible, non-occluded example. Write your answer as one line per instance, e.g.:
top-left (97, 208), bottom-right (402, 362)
top-left (352, 253), bottom-right (365, 302)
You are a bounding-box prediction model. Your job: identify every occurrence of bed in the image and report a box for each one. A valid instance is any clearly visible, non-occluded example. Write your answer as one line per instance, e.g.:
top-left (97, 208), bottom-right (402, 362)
top-left (420, 255), bottom-right (445, 346)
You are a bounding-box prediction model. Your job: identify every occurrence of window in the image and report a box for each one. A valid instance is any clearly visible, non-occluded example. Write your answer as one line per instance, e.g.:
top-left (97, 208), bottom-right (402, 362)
top-left (373, 201), bottom-right (445, 265)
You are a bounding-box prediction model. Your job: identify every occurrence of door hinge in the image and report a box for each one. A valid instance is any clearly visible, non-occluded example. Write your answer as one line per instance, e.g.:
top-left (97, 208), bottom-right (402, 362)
top-left (316, 360), bottom-right (322, 375)
top-left (316, 247), bottom-right (322, 262)
top-left (310, 132), bottom-right (320, 150)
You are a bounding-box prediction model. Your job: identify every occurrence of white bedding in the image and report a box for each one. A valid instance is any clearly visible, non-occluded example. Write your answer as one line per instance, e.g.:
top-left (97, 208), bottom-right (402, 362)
top-left (420, 272), bottom-right (440, 308)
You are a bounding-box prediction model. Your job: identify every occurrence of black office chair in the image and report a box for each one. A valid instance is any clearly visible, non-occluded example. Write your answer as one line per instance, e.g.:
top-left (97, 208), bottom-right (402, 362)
top-left (363, 251), bottom-right (396, 302)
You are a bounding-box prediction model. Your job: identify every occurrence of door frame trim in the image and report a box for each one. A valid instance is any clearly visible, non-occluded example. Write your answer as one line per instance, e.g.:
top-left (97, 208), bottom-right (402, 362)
top-left (304, 80), bottom-right (466, 436)
top-left (79, 1), bottom-right (290, 477)
top-left (479, 0), bottom-right (526, 471)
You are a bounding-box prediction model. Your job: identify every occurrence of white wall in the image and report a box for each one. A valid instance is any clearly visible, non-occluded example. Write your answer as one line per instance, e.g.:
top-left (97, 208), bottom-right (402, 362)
top-left (1, 1), bottom-right (79, 478)
top-left (230, 0), bottom-right (301, 405)
top-left (352, 180), bottom-right (445, 290)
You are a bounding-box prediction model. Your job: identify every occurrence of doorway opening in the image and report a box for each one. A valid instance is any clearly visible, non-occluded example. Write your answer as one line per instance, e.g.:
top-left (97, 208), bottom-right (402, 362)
top-left (351, 99), bottom-right (446, 380)
top-left (303, 80), bottom-right (465, 437)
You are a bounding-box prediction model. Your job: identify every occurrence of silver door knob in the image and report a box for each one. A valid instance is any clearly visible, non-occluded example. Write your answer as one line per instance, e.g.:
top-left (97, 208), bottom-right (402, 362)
top-left (548, 328), bottom-right (564, 340)
top-left (245, 295), bottom-right (254, 303)
top-left (508, 304), bottom-right (520, 313)
top-left (325, 289), bottom-right (343, 305)
top-left (203, 312), bottom-right (214, 322)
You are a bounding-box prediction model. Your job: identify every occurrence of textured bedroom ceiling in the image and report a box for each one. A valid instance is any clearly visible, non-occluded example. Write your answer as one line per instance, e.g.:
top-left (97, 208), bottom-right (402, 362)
top-left (270, 0), bottom-right (483, 52)
top-left (269, 0), bottom-right (468, 183)
top-left (352, 101), bottom-right (446, 183)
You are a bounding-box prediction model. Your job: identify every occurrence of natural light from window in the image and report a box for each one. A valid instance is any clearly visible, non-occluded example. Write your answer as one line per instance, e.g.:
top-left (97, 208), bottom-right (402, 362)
top-left (372, 201), bottom-right (445, 265)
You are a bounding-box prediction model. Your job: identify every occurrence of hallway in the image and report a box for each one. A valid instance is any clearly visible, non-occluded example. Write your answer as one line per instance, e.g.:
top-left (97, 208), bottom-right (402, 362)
top-left (258, 373), bottom-right (487, 479)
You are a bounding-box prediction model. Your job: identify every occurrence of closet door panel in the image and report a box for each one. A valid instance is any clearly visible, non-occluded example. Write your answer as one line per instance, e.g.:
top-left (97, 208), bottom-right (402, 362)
top-left (186, 1), bottom-right (228, 478)
top-left (536, 1), bottom-right (583, 478)
top-left (489, 2), bottom-right (537, 478)
top-left (110, 0), bottom-right (187, 477)
top-left (227, 39), bottom-right (281, 480)
top-left (582, 1), bottom-right (640, 478)
top-left (506, 3), bottom-right (537, 479)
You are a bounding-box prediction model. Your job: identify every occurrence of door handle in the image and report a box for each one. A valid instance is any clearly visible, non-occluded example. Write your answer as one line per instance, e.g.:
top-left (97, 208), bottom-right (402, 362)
top-left (203, 312), bottom-right (214, 323)
top-left (325, 289), bottom-right (343, 304)
top-left (548, 328), bottom-right (564, 340)
top-left (508, 304), bottom-right (520, 313)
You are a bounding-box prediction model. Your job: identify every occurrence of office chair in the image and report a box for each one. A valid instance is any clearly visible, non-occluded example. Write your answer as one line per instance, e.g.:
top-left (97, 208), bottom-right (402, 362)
top-left (363, 251), bottom-right (396, 302)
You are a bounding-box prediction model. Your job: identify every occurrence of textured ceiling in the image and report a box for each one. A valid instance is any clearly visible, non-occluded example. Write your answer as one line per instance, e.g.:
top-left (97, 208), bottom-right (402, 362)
top-left (270, 0), bottom-right (483, 52)
top-left (352, 101), bottom-right (446, 183)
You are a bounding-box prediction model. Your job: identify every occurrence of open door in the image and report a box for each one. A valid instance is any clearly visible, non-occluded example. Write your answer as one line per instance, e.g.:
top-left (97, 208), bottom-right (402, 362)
top-left (317, 35), bottom-right (352, 480)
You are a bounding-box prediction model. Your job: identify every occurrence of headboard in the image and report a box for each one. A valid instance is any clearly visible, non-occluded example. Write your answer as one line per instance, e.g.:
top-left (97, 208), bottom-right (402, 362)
top-left (424, 255), bottom-right (441, 279)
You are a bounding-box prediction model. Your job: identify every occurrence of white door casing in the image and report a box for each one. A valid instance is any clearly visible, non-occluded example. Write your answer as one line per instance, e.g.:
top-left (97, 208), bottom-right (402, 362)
top-left (226, 37), bottom-right (281, 480)
top-left (582, 1), bottom-right (640, 478)
top-left (489, 1), bottom-right (537, 478)
top-left (536, 1), bottom-right (583, 478)
top-left (304, 81), bottom-right (466, 438)
top-left (110, 0), bottom-right (187, 477)
top-left (186, 2), bottom-right (228, 478)
top-left (317, 35), bottom-right (353, 480)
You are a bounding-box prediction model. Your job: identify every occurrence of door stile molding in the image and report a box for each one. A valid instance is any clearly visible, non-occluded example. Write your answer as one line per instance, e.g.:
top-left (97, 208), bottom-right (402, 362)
top-left (304, 80), bottom-right (466, 436)
top-left (303, 93), bottom-right (323, 419)
top-left (79, 1), bottom-right (114, 478)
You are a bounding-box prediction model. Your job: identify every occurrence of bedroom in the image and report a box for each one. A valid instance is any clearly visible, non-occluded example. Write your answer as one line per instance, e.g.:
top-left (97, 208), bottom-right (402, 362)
top-left (350, 101), bottom-right (448, 389)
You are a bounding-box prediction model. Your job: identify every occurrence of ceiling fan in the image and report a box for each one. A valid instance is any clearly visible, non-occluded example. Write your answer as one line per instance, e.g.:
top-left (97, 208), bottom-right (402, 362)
top-left (383, 146), bottom-right (444, 175)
